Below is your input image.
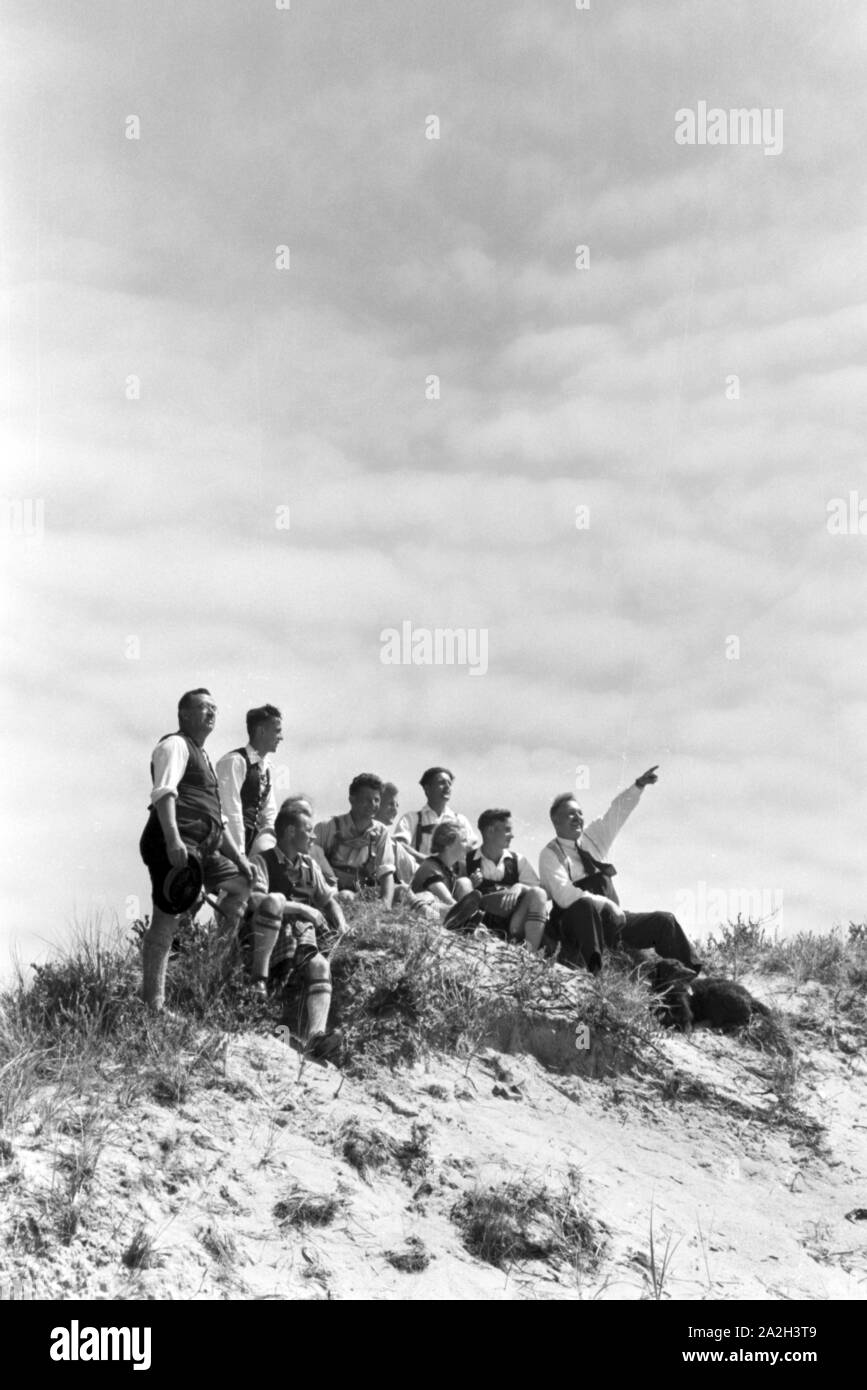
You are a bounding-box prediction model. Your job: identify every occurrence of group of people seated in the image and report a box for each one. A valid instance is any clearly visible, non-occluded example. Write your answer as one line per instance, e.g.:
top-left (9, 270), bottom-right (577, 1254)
top-left (138, 690), bottom-right (704, 1061)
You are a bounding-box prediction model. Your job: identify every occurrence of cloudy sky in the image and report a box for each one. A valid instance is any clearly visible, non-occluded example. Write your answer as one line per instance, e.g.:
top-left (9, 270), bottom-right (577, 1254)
top-left (2, 0), bottom-right (865, 968)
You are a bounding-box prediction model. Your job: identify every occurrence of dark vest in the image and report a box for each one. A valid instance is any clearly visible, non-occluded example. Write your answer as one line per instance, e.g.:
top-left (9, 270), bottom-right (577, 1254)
top-left (259, 848), bottom-right (318, 904)
top-left (147, 732), bottom-right (222, 842)
top-left (413, 816), bottom-right (435, 852)
top-left (552, 841), bottom-right (619, 905)
top-left (233, 747), bottom-right (271, 852)
top-left (415, 855), bottom-right (457, 895)
top-left (466, 847), bottom-right (520, 892)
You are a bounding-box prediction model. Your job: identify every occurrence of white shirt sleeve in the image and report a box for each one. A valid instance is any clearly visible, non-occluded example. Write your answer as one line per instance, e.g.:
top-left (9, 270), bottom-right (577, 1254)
top-left (517, 855), bottom-right (540, 886)
top-left (151, 735), bottom-right (190, 803)
top-left (309, 843), bottom-right (337, 886)
top-left (582, 785), bottom-right (643, 860)
top-left (216, 751), bottom-right (247, 855)
top-left (458, 814), bottom-right (480, 850)
top-left (393, 812), bottom-right (415, 846)
top-left (538, 844), bottom-right (611, 911)
top-left (539, 845), bottom-right (583, 909)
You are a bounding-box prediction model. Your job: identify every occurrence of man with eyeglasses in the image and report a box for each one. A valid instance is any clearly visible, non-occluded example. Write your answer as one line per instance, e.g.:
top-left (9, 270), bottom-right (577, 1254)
top-left (538, 766), bottom-right (703, 974)
top-left (138, 688), bottom-right (254, 1012)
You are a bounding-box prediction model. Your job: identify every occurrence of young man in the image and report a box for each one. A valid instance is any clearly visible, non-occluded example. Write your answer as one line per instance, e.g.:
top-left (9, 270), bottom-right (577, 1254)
top-left (216, 704), bottom-right (282, 856)
top-left (411, 822), bottom-right (482, 930)
top-left (245, 803), bottom-right (346, 1059)
top-left (139, 689), bottom-right (254, 1012)
top-left (393, 766), bottom-right (478, 867)
top-left (315, 774), bottom-right (396, 906)
top-left (375, 781), bottom-right (419, 892)
top-left (279, 795), bottom-right (337, 886)
top-left (467, 809), bottom-right (549, 952)
top-left (376, 782), bottom-right (400, 829)
top-left (538, 766), bottom-right (704, 974)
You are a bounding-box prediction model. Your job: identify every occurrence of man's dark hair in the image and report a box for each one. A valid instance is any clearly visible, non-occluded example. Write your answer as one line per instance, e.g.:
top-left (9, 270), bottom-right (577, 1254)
top-left (178, 688), bottom-right (212, 717)
top-left (549, 792), bottom-right (579, 820)
top-left (275, 804), bottom-right (308, 840)
top-left (246, 703), bottom-right (282, 739)
top-left (478, 808), bottom-right (511, 836)
top-left (431, 822), bottom-right (461, 854)
top-left (419, 766), bottom-right (454, 790)
top-left (348, 773), bottom-right (383, 799)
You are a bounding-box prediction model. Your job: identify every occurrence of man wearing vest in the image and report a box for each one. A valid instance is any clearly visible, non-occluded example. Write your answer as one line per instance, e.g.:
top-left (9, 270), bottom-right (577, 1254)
top-left (246, 803), bottom-right (346, 1060)
top-left (216, 704), bottom-right (282, 855)
top-left (278, 795), bottom-right (337, 887)
top-left (139, 688), bottom-right (255, 1012)
top-left (467, 809), bottom-right (549, 952)
top-left (315, 774), bottom-right (397, 906)
top-left (538, 766), bottom-right (704, 974)
top-left (393, 766), bottom-right (479, 869)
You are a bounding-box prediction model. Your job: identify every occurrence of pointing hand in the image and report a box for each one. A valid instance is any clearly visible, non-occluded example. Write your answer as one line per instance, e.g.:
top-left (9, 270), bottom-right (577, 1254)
top-left (635, 765), bottom-right (659, 788)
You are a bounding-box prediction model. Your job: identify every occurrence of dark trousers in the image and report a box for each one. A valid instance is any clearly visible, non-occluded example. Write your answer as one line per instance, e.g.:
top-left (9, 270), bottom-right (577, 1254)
top-left (548, 899), bottom-right (701, 973)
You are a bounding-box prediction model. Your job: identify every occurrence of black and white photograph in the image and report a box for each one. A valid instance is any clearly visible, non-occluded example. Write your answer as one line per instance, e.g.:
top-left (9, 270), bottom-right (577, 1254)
top-left (1, 0), bottom-right (865, 1325)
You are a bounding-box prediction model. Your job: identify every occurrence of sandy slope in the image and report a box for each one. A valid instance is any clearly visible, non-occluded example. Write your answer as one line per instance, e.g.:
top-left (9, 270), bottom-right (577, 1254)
top-left (1, 971), bottom-right (865, 1301)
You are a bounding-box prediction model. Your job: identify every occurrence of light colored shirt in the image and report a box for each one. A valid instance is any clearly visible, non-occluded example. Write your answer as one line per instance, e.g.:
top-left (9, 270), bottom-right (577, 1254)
top-left (394, 805), bottom-right (479, 854)
top-left (249, 844), bottom-right (334, 911)
top-left (215, 744), bottom-right (277, 856)
top-left (314, 813), bottom-right (396, 881)
top-left (150, 735), bottom-right (227, 826)
top-left (538, 784), bottom-right (642, 910)
top-left (474, 848), bottom-right (539, 886)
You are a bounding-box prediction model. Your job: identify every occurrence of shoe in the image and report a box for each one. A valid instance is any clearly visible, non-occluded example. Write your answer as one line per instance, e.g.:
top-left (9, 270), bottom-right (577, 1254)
top-left (443, 890), bottom-right (483, 932)
top-left (305, 1029), bottom-right (343, 1063)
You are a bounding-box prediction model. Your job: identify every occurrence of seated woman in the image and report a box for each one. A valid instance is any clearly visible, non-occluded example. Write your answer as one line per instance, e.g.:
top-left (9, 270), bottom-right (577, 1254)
top-left (411, 822), bottom-right (482, 930)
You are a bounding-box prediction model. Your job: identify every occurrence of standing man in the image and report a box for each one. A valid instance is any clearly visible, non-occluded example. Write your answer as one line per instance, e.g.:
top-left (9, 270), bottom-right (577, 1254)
top-left (216, 704), bottom-right (282, 855)
top-left (538, 766), bottom-right (704, 974)
top-left (393, 767), bottom-right (479, 868)
top-left (467, 810), bottom-right (549, 952)
top-left (315, 774), bottom-right (397, 906)
top-left (139, 689), bottom-right (254, 1012)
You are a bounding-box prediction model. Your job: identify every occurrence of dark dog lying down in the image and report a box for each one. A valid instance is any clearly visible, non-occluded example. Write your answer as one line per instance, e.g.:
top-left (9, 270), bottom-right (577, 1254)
top-left (629, 951), bottom-right (771, 1032)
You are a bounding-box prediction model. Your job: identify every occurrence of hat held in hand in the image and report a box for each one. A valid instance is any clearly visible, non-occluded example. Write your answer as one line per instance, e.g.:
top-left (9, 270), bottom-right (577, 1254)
top-left (163, 853), bottom-right (204, 914)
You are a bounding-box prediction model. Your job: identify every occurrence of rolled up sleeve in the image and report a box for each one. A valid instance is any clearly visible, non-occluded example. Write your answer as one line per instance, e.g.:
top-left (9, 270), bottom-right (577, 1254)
top-left (150, 736), bottom-right (189, 804)
top-left (539, 846), bottom-right (583, 909)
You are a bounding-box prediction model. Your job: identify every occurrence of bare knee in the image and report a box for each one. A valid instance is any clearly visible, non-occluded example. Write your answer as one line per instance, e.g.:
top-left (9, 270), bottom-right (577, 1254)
top-left (527, 887), bottom-right (547, 909)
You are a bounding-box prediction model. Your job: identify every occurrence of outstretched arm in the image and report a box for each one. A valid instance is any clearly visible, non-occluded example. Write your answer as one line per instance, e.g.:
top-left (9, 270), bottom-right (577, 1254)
top-left (582, 766), bottom-right (659, 859)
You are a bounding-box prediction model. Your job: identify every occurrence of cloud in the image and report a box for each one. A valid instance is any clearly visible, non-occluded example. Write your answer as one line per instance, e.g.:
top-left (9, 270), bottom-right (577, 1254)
top-left (2, 0), bottom-right (866, 967)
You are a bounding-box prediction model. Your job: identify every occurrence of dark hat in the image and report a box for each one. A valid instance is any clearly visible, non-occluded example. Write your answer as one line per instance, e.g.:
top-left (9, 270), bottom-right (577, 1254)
top-left (162, 853), bottom-right (204, 914)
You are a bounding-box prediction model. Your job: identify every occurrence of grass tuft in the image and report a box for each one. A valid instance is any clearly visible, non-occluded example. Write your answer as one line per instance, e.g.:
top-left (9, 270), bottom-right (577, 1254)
top-left (451, 1170), bottom-right (603, 1272)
